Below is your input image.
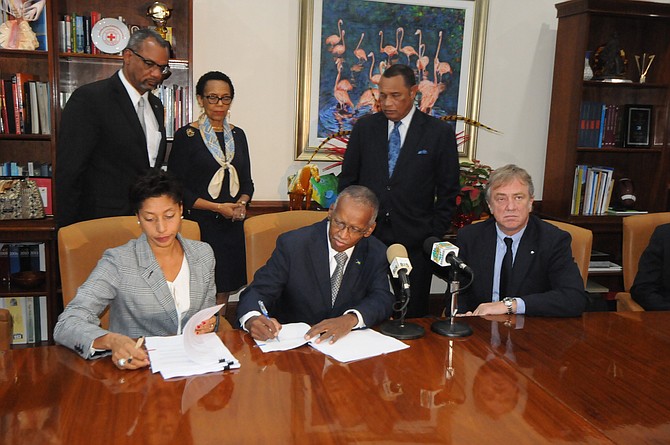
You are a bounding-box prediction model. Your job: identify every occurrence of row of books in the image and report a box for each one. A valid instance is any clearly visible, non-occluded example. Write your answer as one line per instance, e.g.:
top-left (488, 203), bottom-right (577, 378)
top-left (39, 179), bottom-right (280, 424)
top-left (570, 165), bottom-right (615, 215)
top-left (578, 102), bottom-right (623, 148)
top-left (59, 12), bottom-right (102, 54)
top-left (0, 243), bottom-right (46, 280)
top-left (0, 297), bottom-right (49, 345)
top-left (0, 74), bottom-right (51, 135)
top-left (0, 243), bottom-right (48, 344)
top-left (157, 83), bottom-right (192, 138)
top-left (1, 161), bottom-right (51, 177)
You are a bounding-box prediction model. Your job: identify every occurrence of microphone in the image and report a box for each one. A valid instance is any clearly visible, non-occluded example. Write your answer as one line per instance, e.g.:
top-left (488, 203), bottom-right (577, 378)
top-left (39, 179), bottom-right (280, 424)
top-left (423, 237), bottom-right (473, 338)
top-left (387, 244), bottom-right (411, 295)
top-left (380, 244), bottom-right (424, 340)
top-left (423, 237), bottom-right (473, 275)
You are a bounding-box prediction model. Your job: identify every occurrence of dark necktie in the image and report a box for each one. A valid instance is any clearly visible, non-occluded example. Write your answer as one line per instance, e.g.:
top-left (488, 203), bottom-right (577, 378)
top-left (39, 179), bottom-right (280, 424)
top-left (388, 121), bottom-right (402, 176)
top-left (499, 237), bottom-right (513, 298)
top-left (331, 252), bottom-right (348, 306)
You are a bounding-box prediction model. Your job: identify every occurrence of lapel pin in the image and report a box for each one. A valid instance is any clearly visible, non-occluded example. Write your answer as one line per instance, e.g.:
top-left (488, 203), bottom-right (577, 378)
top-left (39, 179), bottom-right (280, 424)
top-left (355, 259), bottom-right (361, 265)
top-left (530, 250), bottom-right (535, 255)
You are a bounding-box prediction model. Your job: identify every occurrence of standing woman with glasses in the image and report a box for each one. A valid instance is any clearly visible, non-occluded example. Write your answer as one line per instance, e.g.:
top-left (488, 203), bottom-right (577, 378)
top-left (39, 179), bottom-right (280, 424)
top-left (169, 71), bottom-right (254, 311)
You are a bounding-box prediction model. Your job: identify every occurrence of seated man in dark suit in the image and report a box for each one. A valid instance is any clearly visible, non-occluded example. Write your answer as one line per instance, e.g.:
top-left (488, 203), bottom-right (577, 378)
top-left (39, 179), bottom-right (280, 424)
top-left (456, 164), bottom-right (587, 317)
top-left (237, 185), bottom-right (394, 343)
top-left (631, 223), bottom-right (670, 310)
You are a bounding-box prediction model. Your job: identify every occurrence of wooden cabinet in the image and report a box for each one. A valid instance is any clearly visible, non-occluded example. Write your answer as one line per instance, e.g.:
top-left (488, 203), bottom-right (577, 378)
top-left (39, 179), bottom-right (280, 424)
top-left (542, 0), bottom-right (670, 261)
top-left (0, 0), bottom-right (193, 344)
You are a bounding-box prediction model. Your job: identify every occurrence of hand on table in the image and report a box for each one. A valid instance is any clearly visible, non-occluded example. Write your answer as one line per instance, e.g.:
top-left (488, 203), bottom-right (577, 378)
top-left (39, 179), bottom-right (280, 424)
top-left (306, 314), bottom-right (358, 344)
top-left (107, 333), bottom-right (150, 370)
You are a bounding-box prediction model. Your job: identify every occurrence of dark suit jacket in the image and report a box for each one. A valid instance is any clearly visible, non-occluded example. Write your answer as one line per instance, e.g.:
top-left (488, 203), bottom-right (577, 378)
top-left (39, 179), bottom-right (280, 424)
top-left (456, 215), bottom-right (587, 317)
top-left (236, 220), bottom-right (394, 327)
top-left (56, 72), bottom-right (167, 227)
top-left (338, 110), bottom-right (460, 247)
top-left (631, 223), bottom-right (670, 310)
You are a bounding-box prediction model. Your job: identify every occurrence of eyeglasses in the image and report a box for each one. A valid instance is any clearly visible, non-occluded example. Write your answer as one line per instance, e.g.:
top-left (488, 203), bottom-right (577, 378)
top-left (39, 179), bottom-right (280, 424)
top-left (329, 217), bottom-right (368, 236)
top-left (127, 48), bottom-right (171, 76)
top-left (204, 95), bottom-right (233, 105)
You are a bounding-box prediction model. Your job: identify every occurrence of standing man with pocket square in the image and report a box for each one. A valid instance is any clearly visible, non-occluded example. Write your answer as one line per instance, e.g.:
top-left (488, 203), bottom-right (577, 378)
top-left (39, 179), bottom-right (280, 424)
top-left (339, 64), bottom-right (460, 318)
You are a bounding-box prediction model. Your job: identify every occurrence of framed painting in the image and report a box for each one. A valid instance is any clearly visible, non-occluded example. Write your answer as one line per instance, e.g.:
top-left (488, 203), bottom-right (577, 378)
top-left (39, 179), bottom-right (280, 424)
top-left (294, 0), bottom-right (490, 161)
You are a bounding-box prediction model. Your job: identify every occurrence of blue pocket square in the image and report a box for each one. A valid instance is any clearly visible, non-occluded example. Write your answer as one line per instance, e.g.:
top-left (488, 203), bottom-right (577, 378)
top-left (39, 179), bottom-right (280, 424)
top-left (417, 149), bottom-right (428, 155)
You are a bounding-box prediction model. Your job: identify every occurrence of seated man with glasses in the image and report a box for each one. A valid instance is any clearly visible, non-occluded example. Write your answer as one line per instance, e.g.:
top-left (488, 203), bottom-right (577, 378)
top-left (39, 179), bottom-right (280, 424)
top-left (237, 185), bottom-right (394, 343)
top-left (56, 28), bottom-right (171, 228)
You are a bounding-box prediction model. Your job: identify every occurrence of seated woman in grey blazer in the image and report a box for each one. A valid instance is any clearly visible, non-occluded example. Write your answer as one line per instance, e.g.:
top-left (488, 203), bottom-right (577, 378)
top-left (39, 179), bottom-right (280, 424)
top-left (54, 170), bottom-right (217, 370)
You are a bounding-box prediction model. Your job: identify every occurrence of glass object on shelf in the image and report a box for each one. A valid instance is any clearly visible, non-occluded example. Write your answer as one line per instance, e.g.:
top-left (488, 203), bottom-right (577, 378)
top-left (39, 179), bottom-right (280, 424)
top-left (583, 51), bottom-right (593, 81)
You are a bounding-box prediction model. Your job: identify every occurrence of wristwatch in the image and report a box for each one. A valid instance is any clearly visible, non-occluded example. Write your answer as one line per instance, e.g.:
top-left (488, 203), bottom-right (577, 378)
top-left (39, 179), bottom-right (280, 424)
top-left (502, 297), bottom-right (515, 315)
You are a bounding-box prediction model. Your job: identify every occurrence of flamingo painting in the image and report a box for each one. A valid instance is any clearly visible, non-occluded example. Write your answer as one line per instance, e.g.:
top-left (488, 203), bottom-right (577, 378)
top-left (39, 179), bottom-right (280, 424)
top-left (353, 32), bottom-right (367, 63)
top-left (435, 31), bottom-right (453, 81)
top-left (325, 19), bottom-right (343, 47)
top-left (379, 30), bottom-right (398, 63)
top-left (397, 27), bottom-right (418, 64)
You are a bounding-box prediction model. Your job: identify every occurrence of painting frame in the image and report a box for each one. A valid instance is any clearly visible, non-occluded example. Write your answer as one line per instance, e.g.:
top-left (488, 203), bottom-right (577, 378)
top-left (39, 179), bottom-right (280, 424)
top-left (294, 0), bottom-right (490, 161)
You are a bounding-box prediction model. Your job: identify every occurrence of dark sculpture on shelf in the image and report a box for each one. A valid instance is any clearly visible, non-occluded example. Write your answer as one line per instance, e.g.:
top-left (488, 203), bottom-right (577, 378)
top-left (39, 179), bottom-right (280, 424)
top-left (590, 34), bottom-right (628, 81)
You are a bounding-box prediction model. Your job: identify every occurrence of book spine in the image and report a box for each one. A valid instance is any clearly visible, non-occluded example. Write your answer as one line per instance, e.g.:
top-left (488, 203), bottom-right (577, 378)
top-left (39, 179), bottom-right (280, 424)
top-left (75, 15), bottom-right (84, 53)
top-left (65, 15), bottom-right (72, 53)
top-left (83, 16), bottom-right (91, 54)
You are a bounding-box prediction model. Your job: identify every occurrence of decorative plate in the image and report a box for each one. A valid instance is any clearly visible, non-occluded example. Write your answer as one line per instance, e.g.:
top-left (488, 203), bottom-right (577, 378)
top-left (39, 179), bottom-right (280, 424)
top-left (91, 18), bottom-right (130, 54)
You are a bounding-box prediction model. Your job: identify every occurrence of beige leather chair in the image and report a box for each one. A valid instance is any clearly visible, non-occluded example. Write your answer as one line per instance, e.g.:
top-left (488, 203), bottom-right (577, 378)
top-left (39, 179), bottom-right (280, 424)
top-left (544, 220), bottom-right (593, 287)
top-left (58, 216), bottom-right (230, 330)
top-left (615, 212), bottom-right (670, 312)
top-left (0, 308), bottom-right (11, 350)
top-left (244, 210), bottom-right (327, 282)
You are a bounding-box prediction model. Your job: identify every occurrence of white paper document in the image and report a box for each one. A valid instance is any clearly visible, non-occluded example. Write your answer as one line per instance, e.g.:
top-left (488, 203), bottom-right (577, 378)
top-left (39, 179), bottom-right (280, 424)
top-left (253, 322), bottom-right (409, 363)
top-left (146, 304), bottom-right (240, 379)
top-left (309, 328), bottom-right (409, 363)
top-left (254, 322), bottom-right (312, 352)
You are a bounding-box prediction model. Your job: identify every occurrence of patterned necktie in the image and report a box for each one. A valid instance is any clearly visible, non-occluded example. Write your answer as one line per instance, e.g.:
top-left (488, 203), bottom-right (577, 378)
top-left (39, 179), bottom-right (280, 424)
top-left (499, 237), bottom-right (514, 298)
top-left (137, 97), bottom-right (147, 138)
top-left (388, 121), bottom-right (402, 176)
top-left (331, 251), bottom-right (348, 306)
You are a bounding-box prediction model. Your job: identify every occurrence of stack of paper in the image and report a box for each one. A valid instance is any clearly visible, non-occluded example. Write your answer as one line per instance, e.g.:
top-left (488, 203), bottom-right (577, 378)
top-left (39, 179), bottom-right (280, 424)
top-left (254, 322), bottom-right (409, 363)
top-left (146, 304), bottom-right (240, 379)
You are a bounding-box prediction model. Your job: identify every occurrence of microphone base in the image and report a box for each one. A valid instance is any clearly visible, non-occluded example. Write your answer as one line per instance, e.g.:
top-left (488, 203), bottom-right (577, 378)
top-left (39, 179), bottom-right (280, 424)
top-left (380, 320), bottom-right (425, 340)
top-left (431, 319), bottom-right (473, 338)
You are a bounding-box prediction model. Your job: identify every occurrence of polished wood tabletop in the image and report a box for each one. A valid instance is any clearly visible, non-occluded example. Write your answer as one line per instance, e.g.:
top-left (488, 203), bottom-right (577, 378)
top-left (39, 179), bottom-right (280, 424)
top-left (1, 311), bottom-right (669, 444)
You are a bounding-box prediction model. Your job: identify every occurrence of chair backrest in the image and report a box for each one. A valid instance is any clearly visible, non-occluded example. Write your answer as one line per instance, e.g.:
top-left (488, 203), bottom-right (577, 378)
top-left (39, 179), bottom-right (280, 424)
top-left (244, 210), bottom-right (327, 282)
top-left (58, 216), bottom-right (200, 328)
top-left (543, 220), bottom-right (593, 287)
top-left (0, 308), bottom-right (11, 351)
top-left (621, 212), bottom-right (670, 292)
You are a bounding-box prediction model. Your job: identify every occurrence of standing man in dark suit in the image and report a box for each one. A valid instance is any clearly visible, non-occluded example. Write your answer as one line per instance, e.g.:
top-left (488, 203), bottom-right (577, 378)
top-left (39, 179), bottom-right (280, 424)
top-left (237, 185), bottom-right (394, 344)
top-left (456, 164), bottom-right (587, 317)
top-left (338, 64), bottom-right (460, 318)
top-left (56, 28), bottom-right (170, 227)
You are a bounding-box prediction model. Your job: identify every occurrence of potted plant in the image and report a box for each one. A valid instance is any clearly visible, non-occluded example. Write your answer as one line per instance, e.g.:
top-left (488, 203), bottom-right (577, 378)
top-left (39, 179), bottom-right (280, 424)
top-left (451, 160), bottom-right (492, 232)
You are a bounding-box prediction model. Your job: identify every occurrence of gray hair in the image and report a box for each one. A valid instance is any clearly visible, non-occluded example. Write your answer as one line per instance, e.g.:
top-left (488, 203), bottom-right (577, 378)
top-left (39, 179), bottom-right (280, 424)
top-left (333, 185), bottom-right (379, 225)
top-left (485, 164), bottom-right (535, 203)
top-left (125, 28), bottom-right (170, 53)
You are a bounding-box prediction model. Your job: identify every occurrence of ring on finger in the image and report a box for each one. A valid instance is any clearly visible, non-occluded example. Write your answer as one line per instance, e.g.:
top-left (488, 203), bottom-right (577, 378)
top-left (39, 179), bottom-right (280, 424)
top-left (117, 358), bottom-right (126, 367)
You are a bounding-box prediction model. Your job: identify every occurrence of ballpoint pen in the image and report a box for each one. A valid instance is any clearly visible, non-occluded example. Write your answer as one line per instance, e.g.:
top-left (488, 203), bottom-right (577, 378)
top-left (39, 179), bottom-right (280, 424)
top-left (258, 300), bottom-right (279, 342)
top-left (127, 337), bottom-right (144, 364)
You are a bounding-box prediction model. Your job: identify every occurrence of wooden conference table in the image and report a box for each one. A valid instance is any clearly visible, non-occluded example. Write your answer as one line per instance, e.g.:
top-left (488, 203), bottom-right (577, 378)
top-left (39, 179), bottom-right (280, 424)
top-left (1, 311), bottom-right (669, 444)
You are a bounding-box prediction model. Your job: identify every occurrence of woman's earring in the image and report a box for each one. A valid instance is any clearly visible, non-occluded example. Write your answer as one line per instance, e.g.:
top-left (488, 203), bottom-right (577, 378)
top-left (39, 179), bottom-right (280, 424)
top-left (181, 216), bottom-right (184, 219)
top-left (137, 220), bottom-right (140, 225)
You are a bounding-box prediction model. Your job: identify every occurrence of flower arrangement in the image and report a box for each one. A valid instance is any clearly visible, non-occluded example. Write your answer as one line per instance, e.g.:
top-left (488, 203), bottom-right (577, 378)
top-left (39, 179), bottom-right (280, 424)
top-left (452, 160), bottom-right (492, 230)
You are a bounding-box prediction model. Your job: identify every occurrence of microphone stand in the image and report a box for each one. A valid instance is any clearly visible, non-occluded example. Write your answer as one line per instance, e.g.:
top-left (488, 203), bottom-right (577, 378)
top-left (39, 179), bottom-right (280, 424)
top-left (431, 269), bottom-right (473, 337)
top-left (380, 284), bottom-right (425, 340)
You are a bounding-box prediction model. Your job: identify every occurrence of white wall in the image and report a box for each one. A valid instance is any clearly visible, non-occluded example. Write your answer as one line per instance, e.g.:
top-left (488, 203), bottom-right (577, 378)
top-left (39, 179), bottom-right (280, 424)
top-left (193, 0), bottom-right (669, 201)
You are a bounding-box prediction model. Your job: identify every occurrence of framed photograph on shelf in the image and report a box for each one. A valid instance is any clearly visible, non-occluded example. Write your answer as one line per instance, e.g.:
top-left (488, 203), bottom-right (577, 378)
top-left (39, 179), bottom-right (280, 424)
top-left (294, 0), bottom-right (490, 161)
top-left (623, 105), bottom-right (653, 148)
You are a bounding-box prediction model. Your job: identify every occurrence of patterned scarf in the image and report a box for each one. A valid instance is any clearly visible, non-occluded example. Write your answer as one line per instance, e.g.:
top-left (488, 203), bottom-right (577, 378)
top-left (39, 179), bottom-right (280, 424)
top-left (198, 113), bottom-right (239, 199)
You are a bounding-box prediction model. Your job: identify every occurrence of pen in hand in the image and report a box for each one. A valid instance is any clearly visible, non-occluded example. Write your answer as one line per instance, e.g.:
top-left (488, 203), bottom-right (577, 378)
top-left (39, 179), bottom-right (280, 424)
top-left (127, 337), bottom-right (144, 364)
top-left (258, 300), bottom-right (279, 342)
